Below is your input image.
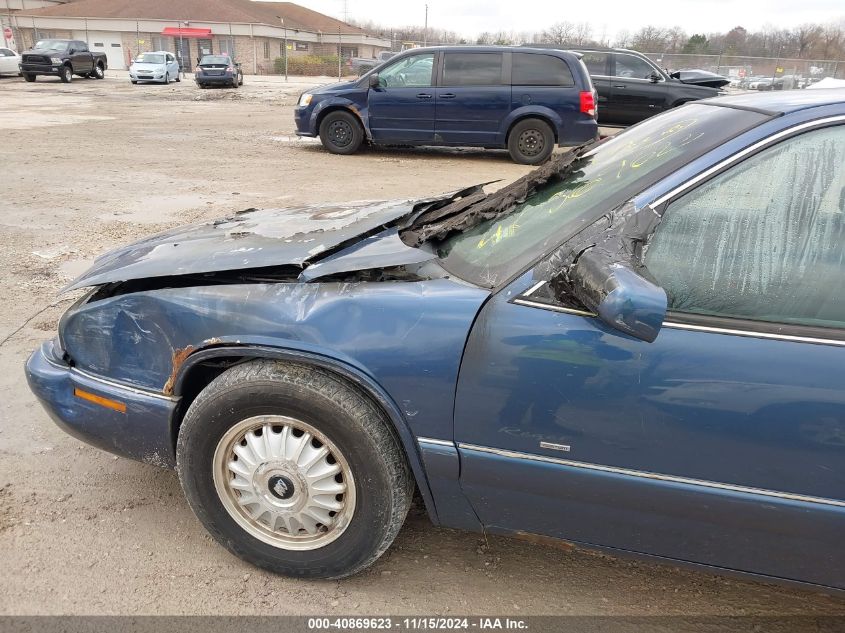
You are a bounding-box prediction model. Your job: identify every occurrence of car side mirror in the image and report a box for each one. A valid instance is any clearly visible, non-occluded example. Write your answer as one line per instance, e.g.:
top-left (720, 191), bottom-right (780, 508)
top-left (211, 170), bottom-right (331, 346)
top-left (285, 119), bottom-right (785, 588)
top-left (68, 48), bottom-right (77, 54)
top-left (568, 252), bottom-right (667, 343)
top-left (368, 73), bottom-right (381, 89)
top-left (648, 71), bottom-right (661, 83)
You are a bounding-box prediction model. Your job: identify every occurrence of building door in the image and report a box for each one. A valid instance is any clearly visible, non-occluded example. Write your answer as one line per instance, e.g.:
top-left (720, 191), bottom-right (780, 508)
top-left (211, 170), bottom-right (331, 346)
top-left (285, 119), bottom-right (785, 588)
top-left (74, 30), bottom-right (124, 70)
top-left (197, 38), bottom-right (213, 62)
top-left (174, 38), bottom-right (191, 73)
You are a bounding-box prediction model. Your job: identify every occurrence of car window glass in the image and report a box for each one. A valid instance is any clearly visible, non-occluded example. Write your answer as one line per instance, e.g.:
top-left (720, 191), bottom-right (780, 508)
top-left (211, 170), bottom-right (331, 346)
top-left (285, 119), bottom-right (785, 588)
top-left (512, 53), bottom-right (574, 86)
top-left (0, 49), bottom-right (11, 56)
top-left (645, 125), bottom-right (845, 330)
top-left (378, 53), bottom-right (434, 88)
top-left (442, 52), bottom-right (502, 86)
top-left (437, 104), bottom-right (769, 287)
top-left (615, 53), bottom-right (655, 79)
top-left (580, 52), bottom-right (608, 75)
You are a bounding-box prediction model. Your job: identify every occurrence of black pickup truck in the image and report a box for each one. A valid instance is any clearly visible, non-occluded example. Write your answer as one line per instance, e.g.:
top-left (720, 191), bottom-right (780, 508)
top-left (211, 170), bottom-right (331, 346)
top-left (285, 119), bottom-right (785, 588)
top-left (20, 39), bottom-right (107, 83)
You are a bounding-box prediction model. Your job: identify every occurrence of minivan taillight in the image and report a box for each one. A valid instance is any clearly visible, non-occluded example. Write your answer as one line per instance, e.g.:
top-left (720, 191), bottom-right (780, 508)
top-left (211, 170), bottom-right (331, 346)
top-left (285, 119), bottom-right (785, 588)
top-left (580, 91), bottom-right (596, 117)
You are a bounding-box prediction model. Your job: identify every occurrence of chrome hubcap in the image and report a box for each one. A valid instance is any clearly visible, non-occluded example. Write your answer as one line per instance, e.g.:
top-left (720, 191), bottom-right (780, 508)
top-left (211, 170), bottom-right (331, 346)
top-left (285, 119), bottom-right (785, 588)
top-left (213, 415), bottom-right (355, 551)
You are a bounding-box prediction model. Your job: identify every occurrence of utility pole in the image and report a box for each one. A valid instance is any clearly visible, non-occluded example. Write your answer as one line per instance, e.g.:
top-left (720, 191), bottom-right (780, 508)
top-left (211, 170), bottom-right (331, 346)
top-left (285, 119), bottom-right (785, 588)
top-left (278, 17), bottom-right (288, 81)
top-left (423, 4), bottom-right (428, 47)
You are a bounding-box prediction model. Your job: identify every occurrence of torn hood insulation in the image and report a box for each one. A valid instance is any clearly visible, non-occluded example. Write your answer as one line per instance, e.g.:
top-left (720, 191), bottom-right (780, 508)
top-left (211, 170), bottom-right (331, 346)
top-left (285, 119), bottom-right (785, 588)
top-left (64, 186), bottom-right (485, 291)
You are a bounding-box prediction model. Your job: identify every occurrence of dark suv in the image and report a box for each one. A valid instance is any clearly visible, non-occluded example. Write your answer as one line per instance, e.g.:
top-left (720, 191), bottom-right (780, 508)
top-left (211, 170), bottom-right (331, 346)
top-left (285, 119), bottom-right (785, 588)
top-left (573, 48), bottom-right (725, 126)
top-left (294, 46), bottom-right (598, 164)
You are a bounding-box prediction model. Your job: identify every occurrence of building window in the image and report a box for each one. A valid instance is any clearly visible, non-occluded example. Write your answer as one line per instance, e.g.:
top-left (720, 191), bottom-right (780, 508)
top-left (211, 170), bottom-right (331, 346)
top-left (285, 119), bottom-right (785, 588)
top-left (219, 38), bottom-right (235, 56)
top-left (263, 40), bottom-right (270, 59)
top-left (151, 36), bottom-right (167, 52)
top-left (295, 41), bottom-right (308, 51)
top-left (341, 46), bottom-right (358, 58)
top-left (33, 30), bottom-right (54, 41)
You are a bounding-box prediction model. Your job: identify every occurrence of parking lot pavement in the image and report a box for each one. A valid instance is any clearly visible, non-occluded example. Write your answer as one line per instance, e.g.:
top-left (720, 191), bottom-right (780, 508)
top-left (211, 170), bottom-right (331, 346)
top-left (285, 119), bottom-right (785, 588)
top-left (0, 73), bottom-right (843, 619)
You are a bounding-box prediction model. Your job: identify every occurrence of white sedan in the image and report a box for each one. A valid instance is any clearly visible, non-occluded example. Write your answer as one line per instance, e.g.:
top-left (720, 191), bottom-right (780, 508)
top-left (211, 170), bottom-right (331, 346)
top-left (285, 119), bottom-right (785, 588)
top-left (129, 51), bottom-right (181, 84)
top-left (0, 47), bottom-right (21, 76)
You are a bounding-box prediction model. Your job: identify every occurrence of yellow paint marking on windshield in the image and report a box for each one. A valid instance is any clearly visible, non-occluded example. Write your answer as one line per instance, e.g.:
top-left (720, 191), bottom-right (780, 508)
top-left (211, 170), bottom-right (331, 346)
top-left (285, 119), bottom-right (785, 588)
top-left (476, 220), bottom-right (520, 249)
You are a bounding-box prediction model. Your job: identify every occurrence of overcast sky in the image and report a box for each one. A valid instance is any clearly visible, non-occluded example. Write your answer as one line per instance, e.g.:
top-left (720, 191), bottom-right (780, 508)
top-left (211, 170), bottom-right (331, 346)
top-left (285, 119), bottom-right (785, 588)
top-left (277, 0), bottom-right (845, 41)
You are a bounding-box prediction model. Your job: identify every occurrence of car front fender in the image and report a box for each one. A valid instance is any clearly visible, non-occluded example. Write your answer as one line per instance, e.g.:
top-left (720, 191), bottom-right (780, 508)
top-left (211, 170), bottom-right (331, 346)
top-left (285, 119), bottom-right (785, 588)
top-left (310, 95), bottom-right (371, 139)
top-left (170, 339), bottom-right (444, 524)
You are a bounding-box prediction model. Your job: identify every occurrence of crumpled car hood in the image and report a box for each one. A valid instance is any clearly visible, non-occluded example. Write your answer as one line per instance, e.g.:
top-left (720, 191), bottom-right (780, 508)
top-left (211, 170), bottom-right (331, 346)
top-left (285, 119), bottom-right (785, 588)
top-left (670, 69), bottom-right (730, 88)
top-left (65, 199), bottom-right (426, 291)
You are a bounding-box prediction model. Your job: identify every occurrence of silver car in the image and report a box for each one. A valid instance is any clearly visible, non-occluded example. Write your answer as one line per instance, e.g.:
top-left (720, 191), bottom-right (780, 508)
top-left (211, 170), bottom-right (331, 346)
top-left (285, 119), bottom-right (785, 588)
top-left (129, 51), bottom-right (180, 84)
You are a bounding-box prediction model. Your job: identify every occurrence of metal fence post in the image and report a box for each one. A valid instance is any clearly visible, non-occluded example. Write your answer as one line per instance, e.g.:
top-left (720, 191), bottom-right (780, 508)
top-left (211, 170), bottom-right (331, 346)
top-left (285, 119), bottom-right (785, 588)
top-left (338, 27), bottom-right (341, 80)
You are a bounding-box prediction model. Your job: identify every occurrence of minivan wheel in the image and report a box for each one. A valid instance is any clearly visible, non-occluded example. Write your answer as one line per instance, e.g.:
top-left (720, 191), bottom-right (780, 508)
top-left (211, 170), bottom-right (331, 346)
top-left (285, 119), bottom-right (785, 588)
top-left (508, 118), bottom-right (554, 165)
top-left (176, 360), bottom-right (414, 579)
top-left (319, 110), bottom-right (364, 155)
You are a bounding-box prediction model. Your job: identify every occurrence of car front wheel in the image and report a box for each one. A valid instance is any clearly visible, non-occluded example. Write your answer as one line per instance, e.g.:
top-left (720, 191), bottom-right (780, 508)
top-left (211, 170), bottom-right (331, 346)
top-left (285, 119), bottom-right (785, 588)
top-left (24, 73), bottom-right (35, 82)
top-left (176, 360), bottom-right (414, 579)
top-left (507, 118), bottom-right (554, 165)
top-left (59, 65), bottom-right (72, 83)
top-left (319, 110), bottom-right (364, 155)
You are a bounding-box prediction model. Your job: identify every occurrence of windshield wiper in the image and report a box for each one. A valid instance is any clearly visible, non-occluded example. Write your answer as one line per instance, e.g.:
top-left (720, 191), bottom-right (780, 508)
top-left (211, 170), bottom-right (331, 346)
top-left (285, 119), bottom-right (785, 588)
top-left (400, 140), bottom-right (599, 247)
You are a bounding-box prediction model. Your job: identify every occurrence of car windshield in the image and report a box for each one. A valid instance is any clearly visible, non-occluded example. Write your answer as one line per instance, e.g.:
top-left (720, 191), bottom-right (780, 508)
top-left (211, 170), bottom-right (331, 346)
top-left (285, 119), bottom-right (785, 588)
top-left (134, 53), bottom-right (165, 64)
top-left (200, 55), bottom-right (230, 65)
top-left (437, 104), bottom-right (771, 287)
top-left (34, 40), bottom-right (68, 51)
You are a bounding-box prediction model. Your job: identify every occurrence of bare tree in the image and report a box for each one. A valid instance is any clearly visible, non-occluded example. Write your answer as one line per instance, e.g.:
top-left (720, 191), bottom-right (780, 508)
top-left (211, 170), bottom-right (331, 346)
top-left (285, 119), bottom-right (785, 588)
top-left (794, 24), bottom-right (822, 58)
top-left (573, 22), bottom-right (593, 46)
top-left (631, 26), bottom-right (672, 52)
top-left (540, 22), bottom-right (576, 46)
top-left (613, 29), bottom-right (632, 48)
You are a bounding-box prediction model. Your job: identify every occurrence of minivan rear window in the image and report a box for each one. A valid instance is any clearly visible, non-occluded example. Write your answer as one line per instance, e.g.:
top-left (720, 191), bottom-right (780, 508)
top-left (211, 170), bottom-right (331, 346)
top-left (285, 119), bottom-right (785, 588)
top-left (512, 53), bottom-right (574, 86)
top-left (442, 53), bottom-right (503, 86)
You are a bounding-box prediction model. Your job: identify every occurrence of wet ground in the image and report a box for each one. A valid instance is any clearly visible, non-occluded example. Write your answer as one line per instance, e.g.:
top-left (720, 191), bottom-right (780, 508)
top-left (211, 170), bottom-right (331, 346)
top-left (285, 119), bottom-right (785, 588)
top-left (0, 71), bottom-right (843, 622)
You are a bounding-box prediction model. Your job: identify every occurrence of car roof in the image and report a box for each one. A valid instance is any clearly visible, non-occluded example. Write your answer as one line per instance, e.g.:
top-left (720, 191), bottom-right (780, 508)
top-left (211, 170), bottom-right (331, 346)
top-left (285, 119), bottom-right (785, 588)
top-left (394, 45), bottom-right (581, 59)
top-left (704, 89), bottom-right (845, 115)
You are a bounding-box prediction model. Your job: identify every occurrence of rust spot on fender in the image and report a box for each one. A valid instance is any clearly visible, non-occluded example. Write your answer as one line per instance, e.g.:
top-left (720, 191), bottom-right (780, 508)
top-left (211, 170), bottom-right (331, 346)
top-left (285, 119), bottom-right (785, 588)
top-left (162, 345), bottom-right (195, 395)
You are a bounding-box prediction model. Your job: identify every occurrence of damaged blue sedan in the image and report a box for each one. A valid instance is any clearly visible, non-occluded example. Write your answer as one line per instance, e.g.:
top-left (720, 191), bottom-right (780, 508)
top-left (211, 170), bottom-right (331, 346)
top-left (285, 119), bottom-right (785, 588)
top-left (26, 91), bottom-right (845, 588)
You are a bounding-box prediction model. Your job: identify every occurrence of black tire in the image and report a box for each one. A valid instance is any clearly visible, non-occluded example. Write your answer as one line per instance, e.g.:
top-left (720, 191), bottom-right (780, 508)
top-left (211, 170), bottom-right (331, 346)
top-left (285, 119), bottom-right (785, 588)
top-left (176, 360), bottom-right (414, 579)
top-left (130, 79), bottom-right (138, 84)
top-left (231, 76), bottom-right (238, 89)
top-left (92, 63), bottom-right (104, 79)
top-left (238, 72), bottom-right (243, 86)
top-left (164, 72), bottom-right (170, 85)
top-left (507, 118), bottom-right (554, 165)
top-left (175, 75), bottom-right (181, 83)
top-left (24, 73), bottom-right (35, 82)
top-left (59, 65), bottom-right (72, 83)
top-left (319, 110), bottom-right (364, 155)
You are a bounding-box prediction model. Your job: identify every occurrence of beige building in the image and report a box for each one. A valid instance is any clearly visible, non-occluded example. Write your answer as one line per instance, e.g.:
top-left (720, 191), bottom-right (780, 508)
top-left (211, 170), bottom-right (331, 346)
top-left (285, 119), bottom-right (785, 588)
top-left (9, 0), bottom-right (391, 74)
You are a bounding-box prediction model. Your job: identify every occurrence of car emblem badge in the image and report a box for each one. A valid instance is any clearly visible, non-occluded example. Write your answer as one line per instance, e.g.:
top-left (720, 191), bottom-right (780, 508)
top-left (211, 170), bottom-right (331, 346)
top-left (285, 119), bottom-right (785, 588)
top-left (268, 475), bottom-right (295, 500)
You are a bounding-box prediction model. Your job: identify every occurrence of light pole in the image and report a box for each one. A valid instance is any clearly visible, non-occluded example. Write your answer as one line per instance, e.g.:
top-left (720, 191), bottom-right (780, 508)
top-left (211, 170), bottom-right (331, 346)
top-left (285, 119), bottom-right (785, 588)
top-left (278, 16), bottom-right (288, 81)
top-left (423, 4), bottom-right (428, 47)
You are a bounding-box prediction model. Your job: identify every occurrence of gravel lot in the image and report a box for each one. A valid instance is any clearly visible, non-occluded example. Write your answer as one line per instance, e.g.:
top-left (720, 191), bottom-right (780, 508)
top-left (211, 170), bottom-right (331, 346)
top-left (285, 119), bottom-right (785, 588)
top-left (0, 71), bottom-right (843, 621)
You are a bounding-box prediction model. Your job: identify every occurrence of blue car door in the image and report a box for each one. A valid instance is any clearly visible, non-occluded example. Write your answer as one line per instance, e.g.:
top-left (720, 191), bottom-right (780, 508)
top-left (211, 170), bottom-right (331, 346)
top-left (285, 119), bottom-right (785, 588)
top-left (367, 52), bottom-right (436, 143)
top-left (454, 120), bottom-right (845, 588)
top-left (435, 51), bottom-right (509, 146)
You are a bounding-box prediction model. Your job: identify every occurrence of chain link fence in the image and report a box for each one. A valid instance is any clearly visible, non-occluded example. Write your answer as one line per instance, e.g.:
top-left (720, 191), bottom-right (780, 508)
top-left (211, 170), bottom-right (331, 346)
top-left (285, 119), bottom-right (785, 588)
top-left (643, 52), bottom-right (844, 88)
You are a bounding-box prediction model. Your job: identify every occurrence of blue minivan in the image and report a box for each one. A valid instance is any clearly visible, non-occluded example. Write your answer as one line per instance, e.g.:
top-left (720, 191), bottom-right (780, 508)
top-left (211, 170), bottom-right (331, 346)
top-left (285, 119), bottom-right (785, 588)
top-left (294, 46), bottom-right (598, 164)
